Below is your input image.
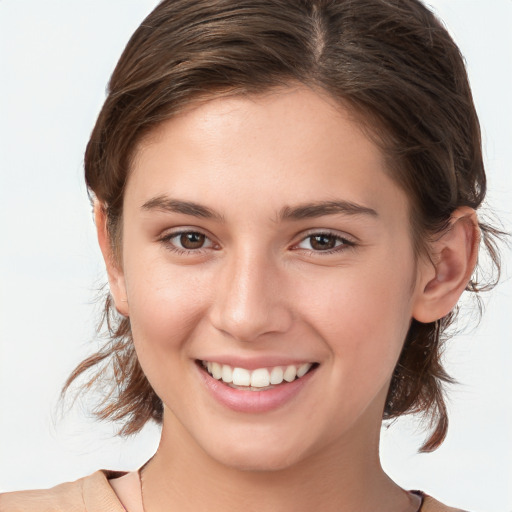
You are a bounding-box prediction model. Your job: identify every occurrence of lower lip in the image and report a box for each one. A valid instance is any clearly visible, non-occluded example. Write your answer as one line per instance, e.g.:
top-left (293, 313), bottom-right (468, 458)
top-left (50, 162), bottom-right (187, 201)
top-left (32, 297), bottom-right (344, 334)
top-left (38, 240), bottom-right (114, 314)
top-left (196, 363), bottom-right (317, 413)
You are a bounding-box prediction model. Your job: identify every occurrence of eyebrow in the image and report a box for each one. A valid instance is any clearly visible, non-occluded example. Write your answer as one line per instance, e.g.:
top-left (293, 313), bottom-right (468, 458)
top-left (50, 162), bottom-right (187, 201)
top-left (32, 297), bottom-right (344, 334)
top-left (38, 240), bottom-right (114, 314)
top-left (141, 196), bottom-right (378, 222)
top-left (142, 196), bottom-right (226, 222)
top-left (278, 200), bottom-right (378, 221)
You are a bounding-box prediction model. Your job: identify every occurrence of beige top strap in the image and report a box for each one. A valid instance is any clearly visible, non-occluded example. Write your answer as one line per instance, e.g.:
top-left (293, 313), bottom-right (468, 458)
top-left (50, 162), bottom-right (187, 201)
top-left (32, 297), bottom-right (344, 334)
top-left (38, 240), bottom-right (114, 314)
top-left (109, 470), bottom-right (144, 512)
top-left (0, 470), bottom-right (126, 512)
top-left (421, 495), bottom-right (468, 512)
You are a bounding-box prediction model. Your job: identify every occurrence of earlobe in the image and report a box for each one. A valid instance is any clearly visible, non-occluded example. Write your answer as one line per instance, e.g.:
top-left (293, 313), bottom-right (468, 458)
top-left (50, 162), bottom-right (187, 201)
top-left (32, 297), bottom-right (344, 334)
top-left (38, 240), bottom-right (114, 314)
top-left (94, 201), bottom-right (129, 317)
top-left (412, 207), bottom-right (480, 323)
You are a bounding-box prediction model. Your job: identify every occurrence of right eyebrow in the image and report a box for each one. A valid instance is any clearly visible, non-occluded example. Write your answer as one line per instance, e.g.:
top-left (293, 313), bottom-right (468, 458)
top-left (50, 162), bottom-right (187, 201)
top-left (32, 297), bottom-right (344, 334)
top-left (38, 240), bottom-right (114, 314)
top-left (141, 195), bottom-right (226, 222)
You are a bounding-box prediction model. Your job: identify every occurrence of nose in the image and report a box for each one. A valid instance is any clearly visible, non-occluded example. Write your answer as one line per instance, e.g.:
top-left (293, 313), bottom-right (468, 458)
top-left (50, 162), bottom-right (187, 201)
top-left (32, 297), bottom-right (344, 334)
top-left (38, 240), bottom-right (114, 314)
top-left (209, 247), bottom-right (293, 342)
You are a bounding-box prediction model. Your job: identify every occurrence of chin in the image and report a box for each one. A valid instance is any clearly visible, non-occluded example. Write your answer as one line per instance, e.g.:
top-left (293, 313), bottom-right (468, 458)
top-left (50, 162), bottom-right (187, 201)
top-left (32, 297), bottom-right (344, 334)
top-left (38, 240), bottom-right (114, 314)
top-left (200, 428), bottom-right (313, 473)
top-left (212, 447), bottom-right (303, 473)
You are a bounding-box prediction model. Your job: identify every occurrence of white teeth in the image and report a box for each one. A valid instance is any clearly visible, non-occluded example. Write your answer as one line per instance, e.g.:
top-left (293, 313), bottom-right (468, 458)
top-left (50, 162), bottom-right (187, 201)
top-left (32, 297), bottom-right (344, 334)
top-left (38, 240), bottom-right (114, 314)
top-left (211, 362), bottom-right (222, 380)
top-left (251, 368), bottom-right (270, 388)
top-left (202, 361), bottom-right (315, 388)
top-left (269, 366), bottom-right (284, 385)
top-left (221, 364), bottom-right (233, 383)
top-left (232, 367), bottom-right (251, 386)
top-left (297, 363), bottom-right (312, 378)
top-left (283, 365), bottom-right (297, 382)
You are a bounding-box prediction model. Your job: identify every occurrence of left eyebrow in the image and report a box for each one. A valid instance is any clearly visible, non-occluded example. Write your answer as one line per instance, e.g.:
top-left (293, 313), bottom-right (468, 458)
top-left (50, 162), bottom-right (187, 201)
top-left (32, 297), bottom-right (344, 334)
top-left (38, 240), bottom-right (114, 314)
top-left (278, 200), bottom-right (378, 221)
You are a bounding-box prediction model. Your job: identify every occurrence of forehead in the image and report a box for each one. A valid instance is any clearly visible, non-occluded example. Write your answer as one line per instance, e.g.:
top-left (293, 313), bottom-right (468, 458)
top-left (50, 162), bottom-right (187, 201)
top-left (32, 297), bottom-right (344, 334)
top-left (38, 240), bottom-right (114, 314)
top-left (127, 86), bottom-right (410, 229)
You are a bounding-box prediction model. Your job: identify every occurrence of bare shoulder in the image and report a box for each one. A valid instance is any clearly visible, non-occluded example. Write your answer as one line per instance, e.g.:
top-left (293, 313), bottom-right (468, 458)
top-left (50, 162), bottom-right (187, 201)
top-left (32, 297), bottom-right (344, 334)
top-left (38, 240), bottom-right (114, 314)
top-left (0, 470), bottom-right (126, 512)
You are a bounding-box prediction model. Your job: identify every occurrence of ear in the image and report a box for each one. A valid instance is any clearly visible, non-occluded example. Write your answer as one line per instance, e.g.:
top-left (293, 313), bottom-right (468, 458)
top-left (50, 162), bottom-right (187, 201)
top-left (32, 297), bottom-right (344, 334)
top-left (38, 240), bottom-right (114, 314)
top-left (94, 201), bottom-right (129, 317)
top-left (412, 207), bottom-right (480, 323)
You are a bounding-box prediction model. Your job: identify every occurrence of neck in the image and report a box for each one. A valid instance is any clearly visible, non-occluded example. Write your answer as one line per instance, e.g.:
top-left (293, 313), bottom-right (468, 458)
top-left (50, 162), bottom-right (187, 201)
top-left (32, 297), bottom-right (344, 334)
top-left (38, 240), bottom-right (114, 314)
top-left (140, 412), bottom-right (413, 512)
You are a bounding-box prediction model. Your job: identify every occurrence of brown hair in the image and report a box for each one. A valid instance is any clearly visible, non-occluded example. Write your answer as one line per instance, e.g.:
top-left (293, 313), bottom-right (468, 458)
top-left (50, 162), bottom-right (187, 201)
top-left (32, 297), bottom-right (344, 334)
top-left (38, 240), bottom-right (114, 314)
top-left (63, 0), bottom-right (503, 452)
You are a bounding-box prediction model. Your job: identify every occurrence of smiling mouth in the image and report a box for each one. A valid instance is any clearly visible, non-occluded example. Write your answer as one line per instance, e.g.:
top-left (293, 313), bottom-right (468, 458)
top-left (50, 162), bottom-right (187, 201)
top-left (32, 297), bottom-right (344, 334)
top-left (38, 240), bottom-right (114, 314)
top-left (198, 360), bottom-right (318, 391)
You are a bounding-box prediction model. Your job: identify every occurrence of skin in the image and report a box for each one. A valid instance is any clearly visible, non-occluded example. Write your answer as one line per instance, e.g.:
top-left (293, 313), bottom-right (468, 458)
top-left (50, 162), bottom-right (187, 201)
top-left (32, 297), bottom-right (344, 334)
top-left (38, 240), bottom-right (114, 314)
top-left (99, 86), bottom-right (479, 512)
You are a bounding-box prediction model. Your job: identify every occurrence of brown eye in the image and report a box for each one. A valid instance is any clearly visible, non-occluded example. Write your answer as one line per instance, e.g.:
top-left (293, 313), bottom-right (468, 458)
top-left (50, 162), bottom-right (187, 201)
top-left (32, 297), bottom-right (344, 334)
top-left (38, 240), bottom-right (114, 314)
top-left (296, 232), bottom-right (355, 254)
top-left (161, 230), bottom-right (214, 254)
top-left (179, 232), bottom-right (206, 249)
top-left (309, 234), bottom-right (338, 250)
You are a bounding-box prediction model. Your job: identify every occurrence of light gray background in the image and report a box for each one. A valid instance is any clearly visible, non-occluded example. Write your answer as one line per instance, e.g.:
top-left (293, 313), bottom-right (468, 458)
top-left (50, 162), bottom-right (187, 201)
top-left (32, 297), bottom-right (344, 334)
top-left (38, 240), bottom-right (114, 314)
top-left (0, 1), bottom-right (511, 511)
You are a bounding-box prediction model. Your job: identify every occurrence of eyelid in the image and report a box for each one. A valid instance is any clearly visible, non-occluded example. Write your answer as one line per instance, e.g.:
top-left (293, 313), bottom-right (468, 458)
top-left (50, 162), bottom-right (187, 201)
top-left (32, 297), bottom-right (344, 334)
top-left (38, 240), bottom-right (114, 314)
top-left (299, 227), bottom-right (357, 241)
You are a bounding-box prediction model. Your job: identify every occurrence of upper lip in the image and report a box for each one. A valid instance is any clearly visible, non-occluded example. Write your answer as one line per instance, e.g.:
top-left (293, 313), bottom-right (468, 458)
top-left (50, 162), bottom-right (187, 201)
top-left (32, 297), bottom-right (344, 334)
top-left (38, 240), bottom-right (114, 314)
top-left (196, 356), bottom-right (318, 370)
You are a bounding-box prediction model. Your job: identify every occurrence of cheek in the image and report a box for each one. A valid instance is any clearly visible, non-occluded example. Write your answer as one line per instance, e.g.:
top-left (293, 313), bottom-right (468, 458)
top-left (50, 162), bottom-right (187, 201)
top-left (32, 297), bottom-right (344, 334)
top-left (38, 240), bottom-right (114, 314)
top-left (124, 258), bottom-right (212, 359)
top-left (298, 254), bottom-right (415, 387)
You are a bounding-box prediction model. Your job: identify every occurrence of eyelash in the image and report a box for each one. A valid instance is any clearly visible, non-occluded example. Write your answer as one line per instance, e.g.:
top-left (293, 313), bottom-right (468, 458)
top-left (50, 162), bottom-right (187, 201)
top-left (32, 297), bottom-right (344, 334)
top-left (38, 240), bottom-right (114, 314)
top-left (295, 231), bottom-right (356, 255)
top-left (159, 230), bottom-right (356, 256)
top-left (159, 230), bottom-right (216, 256)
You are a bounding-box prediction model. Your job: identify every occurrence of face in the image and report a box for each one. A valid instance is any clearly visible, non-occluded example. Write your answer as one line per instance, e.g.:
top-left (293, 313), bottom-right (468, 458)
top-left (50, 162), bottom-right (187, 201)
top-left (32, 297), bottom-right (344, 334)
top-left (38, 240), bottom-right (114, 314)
top-left (110, 86), bottom-right (430, 471)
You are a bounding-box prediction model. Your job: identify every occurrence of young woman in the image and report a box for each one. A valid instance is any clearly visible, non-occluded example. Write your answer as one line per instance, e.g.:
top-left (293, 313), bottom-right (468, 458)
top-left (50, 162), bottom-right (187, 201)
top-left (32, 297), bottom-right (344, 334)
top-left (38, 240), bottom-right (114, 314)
top-left (1, 0), bottom-right (506, 511)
